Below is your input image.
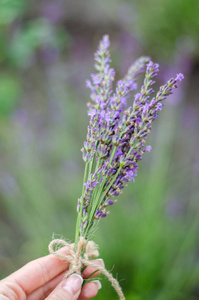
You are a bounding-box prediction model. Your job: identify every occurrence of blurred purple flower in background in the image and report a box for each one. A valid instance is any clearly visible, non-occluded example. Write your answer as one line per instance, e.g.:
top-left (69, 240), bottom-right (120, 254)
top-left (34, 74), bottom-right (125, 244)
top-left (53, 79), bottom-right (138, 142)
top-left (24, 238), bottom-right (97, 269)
top-left (42, 0), bottom-right (64, 23)
top-left (40, 45), bottom-right (60, 64)
top-left (0, 174), bottom-right (19, 197)
top-left (182, 105), bottom-right (198, 128)
top-left (117, 31), bottom-right (141, 74)
top-left (166, 198), bottom-right (184, 218)
top-left (13, 109), bottom-right (28, 127)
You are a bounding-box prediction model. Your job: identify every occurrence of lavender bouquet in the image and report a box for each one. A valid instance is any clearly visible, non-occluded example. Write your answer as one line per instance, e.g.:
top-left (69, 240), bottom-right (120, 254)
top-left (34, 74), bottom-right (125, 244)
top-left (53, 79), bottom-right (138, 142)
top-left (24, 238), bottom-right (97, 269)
top-left (49, 35), bottom-right (184, 299)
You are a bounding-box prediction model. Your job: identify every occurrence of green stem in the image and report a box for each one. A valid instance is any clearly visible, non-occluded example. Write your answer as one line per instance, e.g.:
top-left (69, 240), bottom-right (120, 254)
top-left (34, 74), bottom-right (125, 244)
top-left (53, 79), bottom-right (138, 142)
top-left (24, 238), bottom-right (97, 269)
top-left (74, 162), bottom-right (88, 249)
top-left (98, 166), bottom-right (122, 205)
top-left (109, 145), bottom-right (117, 166)
top-left (87, 178), bottom-right (106, 225)
top-left (87, 166), bottom-right (122, 229)
top-left (89, 154), bottom-right (95, 175)
top-left (85, 158), bottom-right (103, 226)
top-left (75, 142), bottom-right (121, 242)
top-left (74, 154), bottom-right (99, 248)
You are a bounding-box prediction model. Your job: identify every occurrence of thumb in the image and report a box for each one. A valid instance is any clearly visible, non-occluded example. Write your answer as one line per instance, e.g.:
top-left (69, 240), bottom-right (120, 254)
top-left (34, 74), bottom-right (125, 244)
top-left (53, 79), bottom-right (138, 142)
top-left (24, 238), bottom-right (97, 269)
top-left (46, 274), bottom-right (83, 300)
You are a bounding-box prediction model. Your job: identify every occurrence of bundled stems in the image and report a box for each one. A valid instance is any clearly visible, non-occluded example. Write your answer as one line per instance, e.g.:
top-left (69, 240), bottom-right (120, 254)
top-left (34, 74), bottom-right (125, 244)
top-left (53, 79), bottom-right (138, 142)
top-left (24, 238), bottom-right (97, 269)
top-left (73, 34), bottom-right (184, 296)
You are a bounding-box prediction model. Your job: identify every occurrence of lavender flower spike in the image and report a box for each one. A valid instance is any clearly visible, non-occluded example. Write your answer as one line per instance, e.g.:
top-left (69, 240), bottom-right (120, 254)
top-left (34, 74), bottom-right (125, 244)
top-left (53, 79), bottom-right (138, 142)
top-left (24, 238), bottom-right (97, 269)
top-left (75, 35), bottom-right (184, 244)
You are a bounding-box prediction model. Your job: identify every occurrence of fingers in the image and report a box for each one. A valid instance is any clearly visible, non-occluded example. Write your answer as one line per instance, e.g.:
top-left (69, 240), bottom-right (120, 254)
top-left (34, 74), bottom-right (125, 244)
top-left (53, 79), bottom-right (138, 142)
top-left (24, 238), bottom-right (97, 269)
top-left (27, 271), bottom-right (65, 300)
top-left (27, 258), bottom-right (104, 300)
top-left (2, 245), bottom-right (71, 295)
top-left (0, 280), bottom-right (26, 300)
top-left (78, 281), bottom-right (101, 300)
top-left (44, 274), bottom-right (101, 300)
top-left (82, 259), bottom-right (104, 279)
top-left (1, 245), bottom-right (104, 300)
top-left (45, 274), bottom-right (83, 300)
top-left (78, 259), bottom-right (103, 300)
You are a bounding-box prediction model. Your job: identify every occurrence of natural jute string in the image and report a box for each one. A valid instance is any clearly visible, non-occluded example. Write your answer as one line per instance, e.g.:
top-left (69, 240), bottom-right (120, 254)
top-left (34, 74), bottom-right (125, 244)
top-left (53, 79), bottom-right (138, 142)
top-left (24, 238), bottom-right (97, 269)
top-left (48, 237), bottom-right (125, 300)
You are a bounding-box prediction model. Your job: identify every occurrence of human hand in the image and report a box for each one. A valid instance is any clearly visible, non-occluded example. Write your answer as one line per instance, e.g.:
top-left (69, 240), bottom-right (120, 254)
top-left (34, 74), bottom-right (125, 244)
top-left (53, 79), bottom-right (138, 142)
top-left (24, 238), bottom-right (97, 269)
top-left (0, 246), bottom-right (103, 299)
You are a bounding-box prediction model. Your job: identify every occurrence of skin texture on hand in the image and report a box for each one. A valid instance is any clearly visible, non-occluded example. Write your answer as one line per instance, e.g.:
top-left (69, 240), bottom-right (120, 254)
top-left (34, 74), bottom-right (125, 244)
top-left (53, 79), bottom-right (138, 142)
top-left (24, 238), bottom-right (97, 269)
top-left (0, 245), bottom-right (103, 300)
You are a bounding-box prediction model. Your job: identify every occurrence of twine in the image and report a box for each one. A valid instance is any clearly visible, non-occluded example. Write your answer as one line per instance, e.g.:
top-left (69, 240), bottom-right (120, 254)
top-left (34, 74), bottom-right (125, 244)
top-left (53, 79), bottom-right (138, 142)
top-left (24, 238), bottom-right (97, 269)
top-left (48, 237), bottom-right (125, 300)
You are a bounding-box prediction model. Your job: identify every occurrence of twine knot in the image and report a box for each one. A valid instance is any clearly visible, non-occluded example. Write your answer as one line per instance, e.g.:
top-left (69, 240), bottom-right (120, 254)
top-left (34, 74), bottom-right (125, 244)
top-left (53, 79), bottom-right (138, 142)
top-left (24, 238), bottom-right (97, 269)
top-left (48, 237), bottom-right (125, 300)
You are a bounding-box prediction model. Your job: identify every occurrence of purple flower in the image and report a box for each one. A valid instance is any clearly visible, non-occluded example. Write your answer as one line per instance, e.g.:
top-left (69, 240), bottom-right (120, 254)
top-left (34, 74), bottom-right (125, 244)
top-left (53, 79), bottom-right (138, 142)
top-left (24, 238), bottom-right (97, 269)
top-left (176, 73), bottom-right (184, 82)
top-left (107, 199), bottom-right (115, 205)
top-left (145, 145), bottom-right (152, 152)
top-left (91, 74), bottom-right (101, 85)
top-left (84, 181), bottom-right (91, 190)
top-left (100, 34), bottom-right (110, 50)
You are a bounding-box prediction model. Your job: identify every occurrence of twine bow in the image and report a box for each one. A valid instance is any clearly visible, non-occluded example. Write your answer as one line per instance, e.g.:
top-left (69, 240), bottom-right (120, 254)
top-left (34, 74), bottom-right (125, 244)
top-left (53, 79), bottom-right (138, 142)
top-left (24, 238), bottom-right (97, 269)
top-left (48, 237), bottom-right (125, 300)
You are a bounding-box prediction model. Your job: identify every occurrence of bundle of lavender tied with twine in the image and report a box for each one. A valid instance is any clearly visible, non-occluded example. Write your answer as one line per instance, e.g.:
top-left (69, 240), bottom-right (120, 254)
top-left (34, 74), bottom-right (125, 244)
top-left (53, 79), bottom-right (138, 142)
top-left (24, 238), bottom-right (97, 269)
top-left (49, 35), bottom-right (184, 299)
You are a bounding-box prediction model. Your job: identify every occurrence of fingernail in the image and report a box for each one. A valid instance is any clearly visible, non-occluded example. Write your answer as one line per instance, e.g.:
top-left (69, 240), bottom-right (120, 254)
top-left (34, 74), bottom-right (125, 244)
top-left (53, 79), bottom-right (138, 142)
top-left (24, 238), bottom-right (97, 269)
top-left (62, 274), bottom-right (83, 295)
top-left (92, 280), bottom-right (102, 290)
top-left (96, 258), bottom-right (105, 268)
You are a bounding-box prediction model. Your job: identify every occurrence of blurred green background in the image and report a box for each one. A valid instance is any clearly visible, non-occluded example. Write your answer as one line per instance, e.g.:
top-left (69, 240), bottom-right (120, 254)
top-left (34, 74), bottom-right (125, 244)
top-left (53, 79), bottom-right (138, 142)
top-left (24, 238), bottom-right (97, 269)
top-left (0, 1), bottom-right (199, 299)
